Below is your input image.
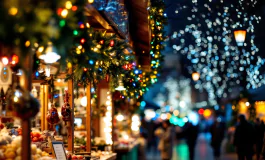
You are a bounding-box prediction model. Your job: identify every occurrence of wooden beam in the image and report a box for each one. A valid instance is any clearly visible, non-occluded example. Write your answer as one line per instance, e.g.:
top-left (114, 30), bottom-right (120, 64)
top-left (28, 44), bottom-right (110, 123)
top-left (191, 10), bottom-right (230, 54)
top-left (67, 68), bottom-right (74, 153)
top-left (21, 52), bottom-right (33, 160)
top-left (84, 4), bottom-right (112, 30)
top-left (40, 84), bottom-right (49, 131)
top-left (86, 83), bottom-right (91, 152)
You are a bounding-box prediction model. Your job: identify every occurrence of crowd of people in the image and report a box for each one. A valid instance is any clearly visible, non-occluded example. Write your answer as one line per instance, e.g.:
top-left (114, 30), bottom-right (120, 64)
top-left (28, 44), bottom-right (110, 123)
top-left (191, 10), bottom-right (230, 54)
top-left (139, 115), bottom-right (265, 160)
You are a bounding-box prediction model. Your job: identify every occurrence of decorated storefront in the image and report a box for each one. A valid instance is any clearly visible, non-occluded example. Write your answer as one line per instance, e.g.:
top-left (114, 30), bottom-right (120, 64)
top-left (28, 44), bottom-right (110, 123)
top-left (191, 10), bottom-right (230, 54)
top-left (0, 0), bottom-right (166, 160)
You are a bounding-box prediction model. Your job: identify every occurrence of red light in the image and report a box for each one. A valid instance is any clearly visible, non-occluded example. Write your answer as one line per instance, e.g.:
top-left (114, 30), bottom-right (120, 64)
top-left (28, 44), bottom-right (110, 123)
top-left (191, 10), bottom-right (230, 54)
top-left (11, 55), bottom-right (19, 65)
top-left (110, 40), bottom-right (114, 47)
top-left (198, 109), bottom-right (204, 115)
top-left (80, 24), bottom-right (85, 29)
top-left (72, 6), bottom-right (78, 11)
top-left (57, 8), bottom-right (63, 15)
top-left (83, 68), bottom-right (87, 72)
top-left (80, 38), bottom-right (85, 44)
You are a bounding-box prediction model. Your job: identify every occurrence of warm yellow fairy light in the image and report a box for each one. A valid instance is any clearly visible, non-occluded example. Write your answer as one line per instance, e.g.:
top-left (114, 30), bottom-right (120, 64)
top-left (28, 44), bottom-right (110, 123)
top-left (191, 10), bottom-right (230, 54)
top-left (86, 22), bottom-right (90, 28)
top-left (38, 46), bottom-right (44, 53)
top-left (78, 45), bottom-right (82, 49)
top-left (25, 40), bottom-right (30, 47)
top-left (9, 7), bottom-right (18, 16)
top-left (67, 62), bottom-right (72, 68)
top-left (65, 1), bottom-right (72, 9)
top-left (61, 9), bottom-right (68, 18)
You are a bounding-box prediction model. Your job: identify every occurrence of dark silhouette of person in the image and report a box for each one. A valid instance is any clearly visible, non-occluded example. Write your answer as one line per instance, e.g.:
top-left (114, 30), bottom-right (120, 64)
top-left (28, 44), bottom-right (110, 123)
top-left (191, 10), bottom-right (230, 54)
top-left (146, 120), bottom-right (157, 155)
top-left (184, 121), bottom-right (198, 160)
top-left (234, 114), bottom-right (255, 160)
top-left (210, 117), bottom-right (225, 160)
top-left (254, 118), bottom-right (264, 160)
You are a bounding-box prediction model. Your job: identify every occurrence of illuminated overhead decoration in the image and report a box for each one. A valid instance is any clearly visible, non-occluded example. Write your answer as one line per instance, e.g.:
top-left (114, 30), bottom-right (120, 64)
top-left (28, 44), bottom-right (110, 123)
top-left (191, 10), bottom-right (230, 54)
top-left (171, 0), bottom-right (265, 100)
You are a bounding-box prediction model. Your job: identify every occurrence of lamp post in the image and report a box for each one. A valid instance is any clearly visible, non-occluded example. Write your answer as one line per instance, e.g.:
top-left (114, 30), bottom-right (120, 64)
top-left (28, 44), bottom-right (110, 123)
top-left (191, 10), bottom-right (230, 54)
top-left (234, 29), bottom-right (247, 89)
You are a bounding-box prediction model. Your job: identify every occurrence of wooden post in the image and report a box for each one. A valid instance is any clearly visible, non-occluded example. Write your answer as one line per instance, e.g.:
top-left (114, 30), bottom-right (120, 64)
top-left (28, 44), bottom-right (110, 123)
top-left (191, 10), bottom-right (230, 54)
top-left (67, 68), bottom-right (74, 152)
top-left (40, 84), bottom-right (49, 131)
top-left (86, 83), bottom-right (91, 152)
top-left (111, 93), bottom-right (115, 152)
top-left (21, 53), bottom-right (33, 160)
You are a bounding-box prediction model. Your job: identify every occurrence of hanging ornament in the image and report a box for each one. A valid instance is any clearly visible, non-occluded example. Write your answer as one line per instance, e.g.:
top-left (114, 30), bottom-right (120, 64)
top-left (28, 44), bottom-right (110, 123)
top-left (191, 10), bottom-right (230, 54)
top-left (61, 90), bottom-right (71, 126)
top-left (110, 40), bottom-right (115, 47)
top-left (99, 40), bottom-right (104, 45)
top-left (9, 85), bottom-right (40, 119)
top-left (46, 104), bottom-right (60, 128)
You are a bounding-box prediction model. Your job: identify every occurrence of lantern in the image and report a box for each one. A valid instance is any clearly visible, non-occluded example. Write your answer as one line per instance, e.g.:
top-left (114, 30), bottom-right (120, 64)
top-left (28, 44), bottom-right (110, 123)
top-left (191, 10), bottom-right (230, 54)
top-left (234, 29), bottom-right (246, 46)
top-left (192, 72), bottom-right (200, 81)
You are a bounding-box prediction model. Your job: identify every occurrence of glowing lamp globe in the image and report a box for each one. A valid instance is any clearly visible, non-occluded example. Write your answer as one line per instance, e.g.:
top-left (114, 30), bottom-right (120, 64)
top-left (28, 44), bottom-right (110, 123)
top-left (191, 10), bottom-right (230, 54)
top-left (234, 29), bottom-right (246, 46)
top-left (115, 80), bottom-right (126, 91)
top-left (88, 0), bottom-right (94, 3)
top-left (39, 42), bottom-right (61, 64)
top-left (1, 56), bottom-right (9, 65)
top-left (192, 72), bottom-right (200, 81)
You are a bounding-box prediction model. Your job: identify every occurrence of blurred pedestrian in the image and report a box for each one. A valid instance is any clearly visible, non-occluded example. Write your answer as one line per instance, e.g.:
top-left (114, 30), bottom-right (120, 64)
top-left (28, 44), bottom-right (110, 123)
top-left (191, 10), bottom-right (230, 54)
top-left (147, 120), bottom-right (157, 155)
top-left (157, 120), bottom-right (175, 160)
top-left (234, 114), bottom-right (255, 160)
top-left (137, 132), bottom-right (147, 160)
top-left (210, 117), bottom-right (225, 160)
top-left (184, 121), bottom-right (198, 160)
top-left (254, 118), bottom-right (264, 160)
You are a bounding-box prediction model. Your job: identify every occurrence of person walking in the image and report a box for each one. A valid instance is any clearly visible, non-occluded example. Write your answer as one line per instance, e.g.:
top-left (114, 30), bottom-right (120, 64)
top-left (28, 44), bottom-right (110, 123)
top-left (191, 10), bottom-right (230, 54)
top-left (137, 132), bottom-right (147, 160)
top-left (254, 118), bottom-right (265, 160)
top-left (159, 120), bottom-right (175, 160)
top-left (184, 121), bottom-right (198, 160)
top-left (234, 114), bottom-right (255, 160)
top-left (210, 117), bottom-right (225, 160)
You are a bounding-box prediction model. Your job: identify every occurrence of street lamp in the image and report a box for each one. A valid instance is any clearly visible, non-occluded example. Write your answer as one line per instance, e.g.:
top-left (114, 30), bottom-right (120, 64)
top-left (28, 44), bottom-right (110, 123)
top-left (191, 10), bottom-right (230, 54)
top-left (192, 72), bottom-right (200, 81)
top-left (234, 28), bottom-right (248, 89)
top-left (234, 29), bottom-right (246, 46)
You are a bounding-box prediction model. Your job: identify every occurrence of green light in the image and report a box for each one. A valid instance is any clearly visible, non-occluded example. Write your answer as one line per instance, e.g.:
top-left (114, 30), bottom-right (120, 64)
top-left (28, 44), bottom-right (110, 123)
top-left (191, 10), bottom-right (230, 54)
top-left (59, 20), bottom-right (66, 27)
top-left (73, 30), bottom-right (78, 35)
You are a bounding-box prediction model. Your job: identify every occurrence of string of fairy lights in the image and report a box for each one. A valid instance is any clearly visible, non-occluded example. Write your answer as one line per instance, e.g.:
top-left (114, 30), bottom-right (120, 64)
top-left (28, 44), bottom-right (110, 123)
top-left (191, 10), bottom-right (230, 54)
top-left (117, 0), bottom-right (167, 99)
top-left (171, 0), bottom-right (265, 100)
top-left (0, 0), bottom-right (167, 100)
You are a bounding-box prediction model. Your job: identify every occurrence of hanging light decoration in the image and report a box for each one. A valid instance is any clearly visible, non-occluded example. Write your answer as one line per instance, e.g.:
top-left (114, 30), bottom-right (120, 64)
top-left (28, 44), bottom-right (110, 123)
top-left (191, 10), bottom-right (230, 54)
top-left (234, 29), bottom-right (247, 46)
top-left (115, 80), bottom-right (126, 91)
top-left (192, 72), bottom-right (200, 81)
top-left (1, 56), bottom-right (9, 66)
top-left (39, 42), bottom-right (61, 64)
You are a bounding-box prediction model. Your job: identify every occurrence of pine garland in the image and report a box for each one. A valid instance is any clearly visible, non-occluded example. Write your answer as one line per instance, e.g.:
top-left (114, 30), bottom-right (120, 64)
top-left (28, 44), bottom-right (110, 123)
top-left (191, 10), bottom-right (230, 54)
top-left (113, 0), bottom-right (167, 99)
top-left (0, 0), bottom-right (167, 100)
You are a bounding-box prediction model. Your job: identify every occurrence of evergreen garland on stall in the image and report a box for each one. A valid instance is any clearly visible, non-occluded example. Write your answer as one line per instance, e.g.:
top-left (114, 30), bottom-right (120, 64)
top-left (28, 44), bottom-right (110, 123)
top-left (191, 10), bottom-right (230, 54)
top-left (112, 0), bottom-right (167, 99)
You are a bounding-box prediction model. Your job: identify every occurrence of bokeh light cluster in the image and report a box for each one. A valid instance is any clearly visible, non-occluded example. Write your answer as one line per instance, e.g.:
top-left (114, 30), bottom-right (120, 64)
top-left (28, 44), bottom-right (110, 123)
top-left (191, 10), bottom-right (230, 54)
top-left (171, 0), bottom-right (265, 100)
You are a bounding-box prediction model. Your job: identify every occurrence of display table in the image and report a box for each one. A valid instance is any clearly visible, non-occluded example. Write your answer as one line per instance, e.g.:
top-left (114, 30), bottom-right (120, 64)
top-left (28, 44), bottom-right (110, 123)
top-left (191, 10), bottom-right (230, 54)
top-left (100, 153), bottom-right (117, 160)
top-left (114, 142), bottom-right (139, 160)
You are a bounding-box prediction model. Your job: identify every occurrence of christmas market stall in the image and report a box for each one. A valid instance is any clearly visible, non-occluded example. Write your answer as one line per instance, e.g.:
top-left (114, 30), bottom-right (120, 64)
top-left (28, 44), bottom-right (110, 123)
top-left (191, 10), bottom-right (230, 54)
top-left (0, 0), bottom-right (167, 159)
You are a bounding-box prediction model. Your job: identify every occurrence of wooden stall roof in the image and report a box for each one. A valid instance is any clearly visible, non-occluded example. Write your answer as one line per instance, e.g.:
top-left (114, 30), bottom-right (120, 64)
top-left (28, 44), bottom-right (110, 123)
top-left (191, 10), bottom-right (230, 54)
top-left (125, 0), bottom-right (151, 68)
